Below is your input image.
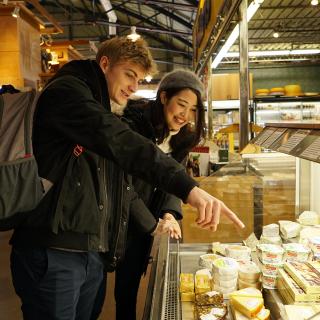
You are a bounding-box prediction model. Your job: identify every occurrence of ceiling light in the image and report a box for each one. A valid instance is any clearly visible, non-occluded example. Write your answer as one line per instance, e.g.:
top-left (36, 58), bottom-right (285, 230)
top-left (127, 26), bottom-right (141, 42)
top-left (211, 0), bottom-right (264, 69)
top-left (273, 32), bottom-right (279, 38)
top-left (311, 0), bottom-right (318, 5)
top-left (12, 6), bottom-right (20, 18)
top-left (145, 75), bottom-right (152, 83)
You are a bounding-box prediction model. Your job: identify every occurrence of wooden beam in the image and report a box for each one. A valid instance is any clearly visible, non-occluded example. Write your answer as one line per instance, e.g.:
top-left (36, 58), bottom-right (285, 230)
top-left (26, 0), bottom-right (64, 33)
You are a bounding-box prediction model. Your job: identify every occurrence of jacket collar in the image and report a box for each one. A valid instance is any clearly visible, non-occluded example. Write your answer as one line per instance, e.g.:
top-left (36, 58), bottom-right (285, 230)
top-left (52, 59), bottom-right (110, 111)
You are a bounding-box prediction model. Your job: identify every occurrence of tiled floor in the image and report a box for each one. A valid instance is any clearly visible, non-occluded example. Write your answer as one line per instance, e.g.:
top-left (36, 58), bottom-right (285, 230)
top-left (0, 231), bottom-right (150, 320)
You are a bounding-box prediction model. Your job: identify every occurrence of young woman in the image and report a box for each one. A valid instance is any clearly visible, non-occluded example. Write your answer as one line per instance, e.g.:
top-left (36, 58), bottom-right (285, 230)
top-left (114, 69), bottom-right (206, 320)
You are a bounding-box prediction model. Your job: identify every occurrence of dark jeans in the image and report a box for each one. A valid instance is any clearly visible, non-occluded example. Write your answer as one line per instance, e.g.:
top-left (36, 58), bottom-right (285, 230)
top-left (10, 246), bottom-right (104, 320)
top-left (91, 236), bottom-right (149, 320)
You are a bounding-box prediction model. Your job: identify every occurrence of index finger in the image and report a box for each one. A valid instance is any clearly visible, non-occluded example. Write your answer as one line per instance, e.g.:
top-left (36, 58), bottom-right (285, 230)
top-left (221, 203), bottom-right (245, 229)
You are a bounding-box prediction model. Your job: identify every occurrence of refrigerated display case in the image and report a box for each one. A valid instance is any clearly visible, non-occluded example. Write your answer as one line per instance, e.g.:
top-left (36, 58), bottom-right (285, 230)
top-left (143, 123), bottom-right (320, 320)
top-left (253, 96), bottom-right (320, 126)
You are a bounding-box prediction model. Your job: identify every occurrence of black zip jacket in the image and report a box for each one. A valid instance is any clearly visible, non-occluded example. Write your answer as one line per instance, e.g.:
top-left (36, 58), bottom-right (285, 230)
top-left (10, 60), bottom-right (197, 259)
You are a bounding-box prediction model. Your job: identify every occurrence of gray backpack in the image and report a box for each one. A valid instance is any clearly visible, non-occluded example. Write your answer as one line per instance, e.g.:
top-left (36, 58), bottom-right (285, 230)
top-left (0, 90), bottom-right (53, 230)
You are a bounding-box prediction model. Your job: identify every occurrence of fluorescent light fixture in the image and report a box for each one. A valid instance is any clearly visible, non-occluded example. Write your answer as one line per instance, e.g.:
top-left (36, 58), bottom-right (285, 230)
top-left (12, 6), bottom-right (20, 18)
top-left (291, 49), bottom-right (320, 55)
top-left (127, 26), bottom-right (141, 42)
top-left (212, 0), bottom-right (264, 69)
top-left (224, 49), bottom-right (320, 58)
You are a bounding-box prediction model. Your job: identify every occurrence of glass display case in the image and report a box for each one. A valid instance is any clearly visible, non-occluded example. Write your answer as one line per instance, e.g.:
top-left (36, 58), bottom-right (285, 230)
top-left (253, 96), bottom-right (320, 126)
top-left (143, 123), bottom-right (320, 320)
top-left (182, 152), bottom-right (296, 244)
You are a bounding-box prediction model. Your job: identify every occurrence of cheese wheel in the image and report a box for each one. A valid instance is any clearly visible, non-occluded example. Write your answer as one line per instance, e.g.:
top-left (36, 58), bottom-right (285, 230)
top-left (270, 87), bottom-right (284, 93)
top-left (284, 84), bottom-right (302, 96)
top-left (256, 89), bottom-right (269, 95)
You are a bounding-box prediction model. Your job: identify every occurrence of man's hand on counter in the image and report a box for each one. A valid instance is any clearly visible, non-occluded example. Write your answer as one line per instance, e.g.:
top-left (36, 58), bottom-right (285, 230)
top-left (186, 186), bottom-right (245, 231)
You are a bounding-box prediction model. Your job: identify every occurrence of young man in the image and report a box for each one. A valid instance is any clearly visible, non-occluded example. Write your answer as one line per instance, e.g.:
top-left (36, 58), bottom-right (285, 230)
top-left (10, 36), bottom-right (244, 320)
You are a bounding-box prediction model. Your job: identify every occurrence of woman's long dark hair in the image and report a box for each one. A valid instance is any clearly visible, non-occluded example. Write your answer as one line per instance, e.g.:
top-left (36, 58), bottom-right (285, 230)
top-left (151, 87), bottom-right (206, 160)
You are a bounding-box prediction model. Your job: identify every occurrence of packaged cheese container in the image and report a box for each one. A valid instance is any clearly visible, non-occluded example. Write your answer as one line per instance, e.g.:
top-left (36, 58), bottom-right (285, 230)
top-left (195, 274), bottom-right (212, 294)
top-left (284, 261), bottom-right (320, 294)
top-left (213, 272), bottom-right (238, 282)
top-left (196, 268), bottom-right (212, 279)
top-left (226, 245), bottom-right (251, 261)
top-left (213, 274), bottom-right (238, 288)
top-left (199, 254), bottom-right (220, 269)
top-left (212, 257), bottom-right (239, 276)
top-left (257, 244), bottom-right (284, 264)
top-left (277, 268), bottom-right (320, 302)
top-left (259, 260), bottom-right (283, 276)
top-left (279, 220), bottom-right (301, 239)
top-left (238, 260), bottom-right (261, 282)
top-left (259, 235), bottom-right (282, 245)
top-left (238, 278), bottom-right (262, 290)
top-left (298, 211), bottom-right (320, 226)
top-left (283, 243), bottom-right (311, 262)
top-left (180, 292), bottom-right (195, 302)
top-left (213, 283), bottom-right (237, 295)
top-left (308, 237), bottom-right (320, 254)
top-left (261, 274), bottom-right (277, 289)
top-left (179, 273), bottom-right (194, 293)
top-left (262, 224), bottom-right (279, 237)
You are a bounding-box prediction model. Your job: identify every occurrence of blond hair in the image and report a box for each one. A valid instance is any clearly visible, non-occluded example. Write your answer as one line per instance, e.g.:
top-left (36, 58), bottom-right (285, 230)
top-left (96, 36), bottom-right (157, 75)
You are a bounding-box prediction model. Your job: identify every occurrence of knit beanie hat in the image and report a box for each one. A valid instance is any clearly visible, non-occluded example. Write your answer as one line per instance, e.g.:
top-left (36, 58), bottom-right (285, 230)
top-left (157, 69), bottom-right (204, 98)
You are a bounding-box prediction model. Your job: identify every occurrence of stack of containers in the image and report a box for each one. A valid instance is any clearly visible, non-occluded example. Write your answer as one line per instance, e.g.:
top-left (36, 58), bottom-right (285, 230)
top-left (260, 224), bottom-right (282, 245)
top-left (257, 244), bottom-right (284, 289)
top-left (238, 260), bottom-right (262, 290)
top-left (212, 257), bottom-right (239, 296)
top-left (225, 245), bottom-right (251, 262)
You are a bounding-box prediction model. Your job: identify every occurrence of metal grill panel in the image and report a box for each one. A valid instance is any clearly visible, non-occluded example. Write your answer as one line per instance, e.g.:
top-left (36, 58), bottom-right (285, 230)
top-left (161, 252), bottom-right (181, 320)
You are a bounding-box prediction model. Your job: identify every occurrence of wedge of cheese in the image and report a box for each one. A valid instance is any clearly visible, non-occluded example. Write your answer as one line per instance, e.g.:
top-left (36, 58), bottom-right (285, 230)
top-left (230, 296), bottom-right (264, 318)
top-left (230, 287), bottom-right (262, 298)
top-left (232, 307), bottom-right (270, 320)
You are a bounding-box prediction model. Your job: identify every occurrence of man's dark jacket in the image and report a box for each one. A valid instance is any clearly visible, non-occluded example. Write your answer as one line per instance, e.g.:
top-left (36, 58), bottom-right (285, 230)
top-left (11, 60), bottom-right (196, 266)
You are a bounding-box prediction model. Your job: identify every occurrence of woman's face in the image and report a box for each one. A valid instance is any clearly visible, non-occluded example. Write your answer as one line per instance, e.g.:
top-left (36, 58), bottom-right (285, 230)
top-left (161, 89), bottom-right (198, 132)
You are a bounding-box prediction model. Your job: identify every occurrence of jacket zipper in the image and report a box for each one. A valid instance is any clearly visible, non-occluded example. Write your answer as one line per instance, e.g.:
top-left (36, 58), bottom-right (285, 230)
top-left (99, 157), bottom-right (107, 251)
top-left (112, 170), bottom-right (125, 261)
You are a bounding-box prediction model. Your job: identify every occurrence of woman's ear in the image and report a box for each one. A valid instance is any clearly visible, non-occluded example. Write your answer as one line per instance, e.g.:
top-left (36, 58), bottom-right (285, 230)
top-left (160, 91), bottom-right (167, 105)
